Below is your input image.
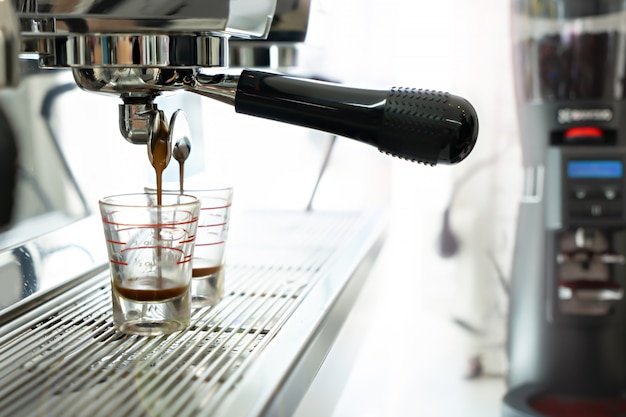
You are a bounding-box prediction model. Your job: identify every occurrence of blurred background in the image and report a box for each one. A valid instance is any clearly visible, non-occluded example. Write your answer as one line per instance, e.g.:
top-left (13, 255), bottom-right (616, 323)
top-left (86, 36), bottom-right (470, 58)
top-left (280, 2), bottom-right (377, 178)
top-left (282, 1), bottom-right (521, 415)
top-left (292, 1), bottom-right (520, 416)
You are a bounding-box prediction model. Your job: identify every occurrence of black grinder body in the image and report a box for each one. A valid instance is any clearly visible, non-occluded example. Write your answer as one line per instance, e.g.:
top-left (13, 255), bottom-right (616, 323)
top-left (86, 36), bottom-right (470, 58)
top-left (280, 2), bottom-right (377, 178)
top-left (504, 1), bottom-right (626, 415)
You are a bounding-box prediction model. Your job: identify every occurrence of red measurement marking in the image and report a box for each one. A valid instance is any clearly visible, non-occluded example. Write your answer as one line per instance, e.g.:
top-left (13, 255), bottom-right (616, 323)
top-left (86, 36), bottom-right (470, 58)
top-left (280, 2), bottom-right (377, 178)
top-left (196, 241), bottom-right (225, 247)
top-left (101, 216), bottom-right (199, 228)
top-left (106, 239), bottom-right (126, 245)
top-left (110, 260), bottom-right (128, 266)
top-left (179, 236), bottom-right (197, 244)
top-left (178, 255), bottom-right (193, 264)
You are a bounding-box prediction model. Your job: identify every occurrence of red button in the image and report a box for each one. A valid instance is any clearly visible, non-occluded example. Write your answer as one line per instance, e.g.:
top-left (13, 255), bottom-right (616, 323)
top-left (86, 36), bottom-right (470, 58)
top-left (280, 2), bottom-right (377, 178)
top-left (564, 126), bottom-right (604, 141)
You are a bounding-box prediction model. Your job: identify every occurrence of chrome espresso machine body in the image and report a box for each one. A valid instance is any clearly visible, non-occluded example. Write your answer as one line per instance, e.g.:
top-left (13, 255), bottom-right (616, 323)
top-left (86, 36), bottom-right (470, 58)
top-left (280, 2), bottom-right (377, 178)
top-left (504, 1), bottom-right (626, 415)
top-left (0, 2), bottom-right (479, 417)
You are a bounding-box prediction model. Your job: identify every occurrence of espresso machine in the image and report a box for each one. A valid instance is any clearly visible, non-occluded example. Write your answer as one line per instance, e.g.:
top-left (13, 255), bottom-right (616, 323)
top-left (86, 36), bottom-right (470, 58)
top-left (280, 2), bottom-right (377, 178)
top-left (503, 1), bottom-right (626, 416)
top-left (0, 1), bottom-right (480, 417)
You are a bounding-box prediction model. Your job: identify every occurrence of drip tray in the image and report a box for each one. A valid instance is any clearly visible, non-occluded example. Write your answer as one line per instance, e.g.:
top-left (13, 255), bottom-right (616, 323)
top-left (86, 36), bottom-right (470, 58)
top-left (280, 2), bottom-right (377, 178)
top-left (0, 209), bottom-right (386, 417)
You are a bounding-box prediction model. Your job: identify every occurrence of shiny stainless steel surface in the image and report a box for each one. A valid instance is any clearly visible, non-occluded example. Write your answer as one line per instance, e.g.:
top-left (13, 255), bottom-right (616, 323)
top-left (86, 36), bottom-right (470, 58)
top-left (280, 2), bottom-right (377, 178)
top-left (171, 110), bottom-right (192, 179)
top-left (0, 0), bottom-right (19, 87)
top-left (15, 0), bottom-right (274, 38)
top-left (0, 215), bottom-right (106, 315)
top-left (99, 70), bottom-right (238, 144)
top-left (41, 34), bottom-right (228, 68)
top-left (269, 0), bottom-right (311, 42)
top-left (12, 0), bottom-right (275, 146)
top-left (13, 0), bottom-right (310, 71)
top-left (229, 41), bottom-right (300, 69)
top-left (73, 68), bottom-right (238, 98)
top-left (8, 0), bottom-right (308, 149)
top-left (0, 209), bottom-right (386, 417)
top-left (73, 66), bottom-right (239, 143)
top-left (0, 65), bottom-right (92, 239)
top-left (229, 0), bottom-right (311, 69)
top-left (15, 0), bottom-right (309, 70)
top-left (118, 100), bottom-right (159, 145)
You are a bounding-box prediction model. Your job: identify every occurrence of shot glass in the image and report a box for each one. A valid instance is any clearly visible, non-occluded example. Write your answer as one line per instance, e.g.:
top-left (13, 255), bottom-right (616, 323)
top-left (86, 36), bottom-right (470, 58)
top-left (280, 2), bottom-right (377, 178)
top-left (99, 193), bottom-right (201, 336)
top-left (146, 183), bottom-right (233, 307)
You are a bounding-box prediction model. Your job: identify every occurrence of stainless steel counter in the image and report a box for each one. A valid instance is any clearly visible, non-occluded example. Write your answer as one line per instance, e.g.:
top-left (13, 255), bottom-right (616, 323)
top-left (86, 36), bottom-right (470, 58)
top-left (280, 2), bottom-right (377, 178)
top-left (0, 209), bottom-right (386, 417)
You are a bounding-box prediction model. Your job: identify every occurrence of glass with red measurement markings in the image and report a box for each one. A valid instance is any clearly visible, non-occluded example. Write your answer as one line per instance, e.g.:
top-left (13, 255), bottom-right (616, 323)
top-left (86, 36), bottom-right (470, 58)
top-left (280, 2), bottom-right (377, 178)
top-left (147, 183), bottom-right (233, 308)
top-left (99, 193), bottom-right (201, 335)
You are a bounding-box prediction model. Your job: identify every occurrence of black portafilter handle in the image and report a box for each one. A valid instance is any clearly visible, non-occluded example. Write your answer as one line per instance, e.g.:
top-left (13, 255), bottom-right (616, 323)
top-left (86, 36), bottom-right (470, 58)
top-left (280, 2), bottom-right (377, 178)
top-left (234, 69), bottom-right (478, 165)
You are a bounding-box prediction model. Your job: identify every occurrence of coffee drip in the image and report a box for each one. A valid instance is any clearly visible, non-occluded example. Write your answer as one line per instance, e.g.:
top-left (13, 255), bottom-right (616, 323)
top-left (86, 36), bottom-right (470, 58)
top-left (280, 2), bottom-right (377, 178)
top-left (148, 110), bottom-right (193, 209)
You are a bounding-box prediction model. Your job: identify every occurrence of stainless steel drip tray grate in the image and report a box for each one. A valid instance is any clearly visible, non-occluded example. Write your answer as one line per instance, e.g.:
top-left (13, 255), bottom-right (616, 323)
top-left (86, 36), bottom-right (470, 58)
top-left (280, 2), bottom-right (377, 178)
top-left (0, 209), bottom-right (387, 417)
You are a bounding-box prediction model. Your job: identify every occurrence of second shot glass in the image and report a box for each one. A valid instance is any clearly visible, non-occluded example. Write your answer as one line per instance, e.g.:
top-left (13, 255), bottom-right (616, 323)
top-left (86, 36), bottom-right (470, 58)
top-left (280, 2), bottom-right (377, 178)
top-left (146, 183), bottom-right (233, 307)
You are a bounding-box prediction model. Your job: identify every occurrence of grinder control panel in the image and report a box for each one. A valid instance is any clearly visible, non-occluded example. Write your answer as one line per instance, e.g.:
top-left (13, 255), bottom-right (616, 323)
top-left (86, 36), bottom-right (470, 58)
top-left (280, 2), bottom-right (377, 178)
top-left (562, 154), bottom-right (626, 227)
top-left (558, 151), bottom-right (626, 316)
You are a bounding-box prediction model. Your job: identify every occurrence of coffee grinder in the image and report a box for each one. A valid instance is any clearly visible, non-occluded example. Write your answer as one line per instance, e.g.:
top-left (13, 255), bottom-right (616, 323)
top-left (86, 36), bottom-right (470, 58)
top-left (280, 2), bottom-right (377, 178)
top-left (503, 1), bottom-right (626, 416)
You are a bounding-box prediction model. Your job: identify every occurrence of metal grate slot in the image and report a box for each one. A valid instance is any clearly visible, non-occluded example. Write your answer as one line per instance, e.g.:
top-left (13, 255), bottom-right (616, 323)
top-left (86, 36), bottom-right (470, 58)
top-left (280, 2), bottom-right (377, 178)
top-left (0, 210), bottom-right (386, 417)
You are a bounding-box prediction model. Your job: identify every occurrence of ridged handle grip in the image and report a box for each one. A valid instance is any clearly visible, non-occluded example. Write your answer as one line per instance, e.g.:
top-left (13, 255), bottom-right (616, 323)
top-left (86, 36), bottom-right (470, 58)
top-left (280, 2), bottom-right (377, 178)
top-left (234, 69), bottom-right (478, 165)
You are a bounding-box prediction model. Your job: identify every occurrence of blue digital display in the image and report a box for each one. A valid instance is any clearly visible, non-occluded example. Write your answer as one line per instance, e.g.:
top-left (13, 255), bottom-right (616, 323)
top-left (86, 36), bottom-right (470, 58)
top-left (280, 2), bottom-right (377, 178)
top-left (567, 160), bottom-right (623, 178)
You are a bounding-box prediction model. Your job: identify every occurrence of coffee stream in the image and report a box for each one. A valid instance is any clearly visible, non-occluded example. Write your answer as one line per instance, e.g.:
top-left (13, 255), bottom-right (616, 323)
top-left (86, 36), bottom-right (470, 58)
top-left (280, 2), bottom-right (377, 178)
top-left (179, 158), bottom-right (185, 194)
top-left (114, 114), bottom-right (187, 302)
top-left (150, 115), bottom-right (171, 206)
